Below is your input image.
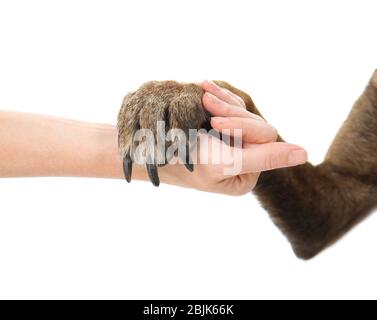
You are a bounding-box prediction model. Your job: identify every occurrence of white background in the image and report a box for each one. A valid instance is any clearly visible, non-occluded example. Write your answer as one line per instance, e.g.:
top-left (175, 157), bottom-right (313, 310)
top-left (0, 0), bottom-right (376, 299)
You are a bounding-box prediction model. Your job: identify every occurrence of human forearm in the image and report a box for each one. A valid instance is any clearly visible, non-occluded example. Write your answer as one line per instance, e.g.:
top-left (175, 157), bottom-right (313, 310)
top-left (0, 111), bottom-right (147, 179)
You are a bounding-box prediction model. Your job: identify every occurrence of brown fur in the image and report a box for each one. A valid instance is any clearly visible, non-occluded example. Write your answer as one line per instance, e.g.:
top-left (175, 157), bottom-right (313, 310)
top-left (117, 70), bottom-right (377, 259)
top-left (118, 81), bottom-right (207, 162)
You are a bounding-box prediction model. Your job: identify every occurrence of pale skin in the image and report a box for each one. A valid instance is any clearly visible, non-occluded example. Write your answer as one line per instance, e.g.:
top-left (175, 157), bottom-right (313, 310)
top-left (0, 80), bottom-right (307, 195)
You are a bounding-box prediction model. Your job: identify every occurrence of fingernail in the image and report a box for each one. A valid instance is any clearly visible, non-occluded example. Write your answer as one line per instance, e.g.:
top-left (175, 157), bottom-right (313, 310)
top-left (288, 149), bottom-right (307, 166)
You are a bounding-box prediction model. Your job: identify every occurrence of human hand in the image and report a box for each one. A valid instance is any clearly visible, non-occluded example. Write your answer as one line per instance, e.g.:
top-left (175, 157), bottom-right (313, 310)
top-left (158, 80), bottom-right (307, 195)
top-left (0, 86), bottom-right (306, 197)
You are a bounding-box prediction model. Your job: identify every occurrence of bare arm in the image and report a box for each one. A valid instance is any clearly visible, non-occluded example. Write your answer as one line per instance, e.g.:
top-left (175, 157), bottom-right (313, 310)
top-left (0, 97), bottom-right (306, 195)
top-left (0, 111), bottom-right (147, 180)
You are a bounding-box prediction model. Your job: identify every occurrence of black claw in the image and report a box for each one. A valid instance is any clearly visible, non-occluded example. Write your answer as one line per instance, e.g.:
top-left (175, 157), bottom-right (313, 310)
top-left (146, 155), bottom-right (160, 187)
top-left (180, 142), bottom-right (194, 172)
top-left (184, 162), bottom-right (194, 172)
top-left (123, 153), bottom-right (132, 183)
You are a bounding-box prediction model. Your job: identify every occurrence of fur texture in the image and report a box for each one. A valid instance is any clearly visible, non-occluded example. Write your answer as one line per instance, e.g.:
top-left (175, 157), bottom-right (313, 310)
top-left (117, 81), bottom-right (209, 185)
top-left (117, 71), bottom-right (377, 259)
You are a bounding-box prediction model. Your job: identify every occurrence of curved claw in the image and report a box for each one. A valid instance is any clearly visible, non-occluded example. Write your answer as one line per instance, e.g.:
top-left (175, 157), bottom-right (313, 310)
top-left (146, 155), bottom-right (160, 187)
top-left (123, 153), bottom-right (133, 183)
top-left (180, 142), bottom-right (194, 172)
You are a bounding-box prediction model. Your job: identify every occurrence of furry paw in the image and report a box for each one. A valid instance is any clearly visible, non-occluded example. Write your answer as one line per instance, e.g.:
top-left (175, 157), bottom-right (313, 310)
top-left (117, 81), bottom-right (211, 186)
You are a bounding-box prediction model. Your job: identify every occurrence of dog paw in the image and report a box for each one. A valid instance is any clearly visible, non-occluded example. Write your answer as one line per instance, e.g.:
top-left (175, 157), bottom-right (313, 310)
top-left (117, 81), bottom-right (211, 186)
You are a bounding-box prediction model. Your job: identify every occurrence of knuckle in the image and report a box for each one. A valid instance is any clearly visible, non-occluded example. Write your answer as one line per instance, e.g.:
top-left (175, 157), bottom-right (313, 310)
top-left (229, 187), bottom-right (246, 196)
top-left (264, 154), bottom-right (280, 171)
top-left (249, 179), bottom-right (258, 190)
top-left (221, 102), bottom-right (235, 117)
top-left (269, 125), bottom-right (278, 142)
top-left (231, 177), bottom-right (254, 196)
top-left (236, 187), bottom-right (250, 196)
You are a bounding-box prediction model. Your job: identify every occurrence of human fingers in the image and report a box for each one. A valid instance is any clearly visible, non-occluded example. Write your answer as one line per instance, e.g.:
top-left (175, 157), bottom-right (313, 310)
top-left (211, 116), bottom-right (278, 144)
top-left (202, 92), bottom-right (263, 120)
top-left (201, 80), bottom-right (246, 107)
top-left (239, 142), bottom-right (308, 173)
top-left (220, 172), bottom-right (260, 195)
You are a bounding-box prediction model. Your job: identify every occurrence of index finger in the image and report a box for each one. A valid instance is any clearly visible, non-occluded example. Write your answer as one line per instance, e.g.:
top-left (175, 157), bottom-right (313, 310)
top-left (211, 116), bottom-right (278, 144)
top-left (201, 80), bottom-right (246, 108)
top-left (202, 92), bottom-right (264, 121)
